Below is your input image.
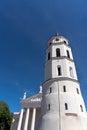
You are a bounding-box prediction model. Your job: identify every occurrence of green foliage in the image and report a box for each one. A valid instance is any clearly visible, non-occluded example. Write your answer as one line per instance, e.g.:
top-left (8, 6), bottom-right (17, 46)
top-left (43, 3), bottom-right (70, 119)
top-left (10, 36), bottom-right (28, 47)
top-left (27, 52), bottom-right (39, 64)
top-left (0, 101), bottom-right (13, 130)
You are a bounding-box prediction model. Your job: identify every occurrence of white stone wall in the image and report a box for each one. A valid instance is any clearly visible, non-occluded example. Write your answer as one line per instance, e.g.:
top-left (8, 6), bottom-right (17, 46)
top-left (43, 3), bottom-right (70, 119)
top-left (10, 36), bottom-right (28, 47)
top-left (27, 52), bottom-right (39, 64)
top-left (52, 58), bottom-right (78, 80)
top-left (61, 114), bottom-right (87, 130)
top-left (36, 79), bottom-right (87, 130)
top-left (52, 44), bottom-right (73, 59)
top-left (36, 35), bottom-right (87, 130)
top-left (45, 58), bottom-right (78, 81)
top-left (45, 60), bottom-right (52, 81)
top-left (42, 80), bottom-right (86, 115)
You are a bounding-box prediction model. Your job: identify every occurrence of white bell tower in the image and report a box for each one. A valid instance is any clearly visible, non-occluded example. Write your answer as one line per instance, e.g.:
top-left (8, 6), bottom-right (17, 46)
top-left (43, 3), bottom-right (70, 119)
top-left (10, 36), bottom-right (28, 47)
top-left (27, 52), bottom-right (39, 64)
top-left (36, 34), bottom-right (87, 130)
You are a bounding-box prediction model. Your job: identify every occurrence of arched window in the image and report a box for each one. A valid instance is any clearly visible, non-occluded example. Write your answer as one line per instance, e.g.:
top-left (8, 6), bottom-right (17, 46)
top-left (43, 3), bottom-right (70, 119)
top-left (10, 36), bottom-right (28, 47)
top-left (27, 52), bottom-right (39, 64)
top-left (48, 52), bottom-right (50, 60)
top-left (56, 48), bottom-right (60, 57)
top-left (57, 66), bottom-right (62, 76)
top-left (76, 88), bottom-right (79, 94)
top-left (48, 104), bottom-right (50, 110)
top-left (49, 87), bottom-right (52, 94)
top-left (64, 40), bottom-right (67, 44)
top-left (49, 42), bottom-right (52, 46)
top-left (56, 38), bottom-right (59, 41)
top-left (63, 86), bottom-right (66, 92)
top-left (67, 50), bottom-right (70, 58)
top-left (69, 67), bottom-right (74, 78)
top-left (80, 105), bottom-right (83, 112)
top-left (65, 103), bottom-right (68, 110)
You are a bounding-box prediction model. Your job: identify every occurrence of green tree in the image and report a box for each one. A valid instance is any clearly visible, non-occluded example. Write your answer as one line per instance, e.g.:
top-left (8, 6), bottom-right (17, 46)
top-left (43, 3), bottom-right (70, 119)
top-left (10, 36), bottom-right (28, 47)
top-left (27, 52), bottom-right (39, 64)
top-left (0, 101), bottom-right (13, 130)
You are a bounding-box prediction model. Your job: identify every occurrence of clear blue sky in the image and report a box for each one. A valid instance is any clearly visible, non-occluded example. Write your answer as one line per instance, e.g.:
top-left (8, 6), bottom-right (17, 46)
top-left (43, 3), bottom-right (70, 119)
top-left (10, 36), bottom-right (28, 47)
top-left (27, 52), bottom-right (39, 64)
top-left (0, 0), bottom-right (87, 112)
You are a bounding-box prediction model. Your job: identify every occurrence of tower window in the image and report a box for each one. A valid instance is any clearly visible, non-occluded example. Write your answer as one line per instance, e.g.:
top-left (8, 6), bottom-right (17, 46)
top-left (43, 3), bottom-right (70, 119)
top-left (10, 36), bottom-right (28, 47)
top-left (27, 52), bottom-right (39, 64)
top-left (65, 103), bottom-right (68, 110)
top-left (48, 104), bottom-right (50, 110)
top-left (80, 105), bottom-right (83, 112)
top-left (56, 48), bottom-right (60, 57)
top-left (69, 67), bottom-right (74, 78)
top-left (49, 42), bottom-right (52, 46)
top-left (56, 38), bottom-right (59, 41)
top-left (67, 50), bottom-right (70, 58)
top-left (63, 86), bottom-right (66, 92)
top-left (48, 52), bottom-right (50, 60)
top-left (64, 40), bottom-right (66, 44)
top-left (57, 66), bottom-right (62, 76)
top-left (76, 88), bottom-right (79, 94)
top-left (49, 88), bottom-right (52, 94)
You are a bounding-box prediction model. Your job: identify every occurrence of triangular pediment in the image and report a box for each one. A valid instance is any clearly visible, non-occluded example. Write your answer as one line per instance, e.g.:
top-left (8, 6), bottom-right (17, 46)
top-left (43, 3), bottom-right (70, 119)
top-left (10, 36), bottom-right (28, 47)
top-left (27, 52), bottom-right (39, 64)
top-left (21, 93), bottom-right (42, 108)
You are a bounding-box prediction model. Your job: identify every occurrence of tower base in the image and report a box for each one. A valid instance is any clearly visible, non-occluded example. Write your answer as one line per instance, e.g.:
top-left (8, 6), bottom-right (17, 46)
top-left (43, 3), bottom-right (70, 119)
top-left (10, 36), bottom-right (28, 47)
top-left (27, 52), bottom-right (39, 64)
top-left (36, 113), bottom-right (87, 130)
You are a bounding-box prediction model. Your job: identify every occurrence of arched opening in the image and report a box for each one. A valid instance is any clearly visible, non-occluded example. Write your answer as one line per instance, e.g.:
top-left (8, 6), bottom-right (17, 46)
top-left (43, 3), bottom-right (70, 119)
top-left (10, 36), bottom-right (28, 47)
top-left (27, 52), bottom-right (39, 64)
top-left (56, 38), bottom-right (59, 41)
top-left (64, 40), bottom-right (67, 44)
top-left (80, 105), bottom-right (83, 112)
top-left (63, 86), bottom-right (66, 92)
top-left (49, 87), bottom-right (52, 94)
top-left (65, 103), bottom-right (68, 110)
top-left (69, 67), bottom-right (74, 78)
top-left (49, 42), bottom-right (52, 46)
top-left (57, 66), bottom-right (62, 76)
top-left (56, 48), bottom-right (60, 57)
top-left (48, 52), bottom-right (50, 60)
top-left (48, 104), bottom-right (50, 110)
top-left (76, 88), bottom-right (79, 94)
top-left (67, 50), bottom-right (70, 58)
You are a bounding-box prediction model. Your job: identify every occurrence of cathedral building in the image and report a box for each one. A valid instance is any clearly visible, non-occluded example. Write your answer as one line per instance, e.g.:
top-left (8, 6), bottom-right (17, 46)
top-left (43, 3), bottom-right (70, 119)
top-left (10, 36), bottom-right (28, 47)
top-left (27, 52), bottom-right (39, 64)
top-left (10, 34), bottom-right (87, 130)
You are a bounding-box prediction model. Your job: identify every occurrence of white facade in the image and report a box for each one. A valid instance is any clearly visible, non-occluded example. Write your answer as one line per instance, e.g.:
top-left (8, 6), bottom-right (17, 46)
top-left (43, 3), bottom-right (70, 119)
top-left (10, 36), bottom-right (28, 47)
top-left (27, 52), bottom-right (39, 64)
top-left (36, 34), bottom-right (87, 130)
top-left (11, 34), bottom-right (87, 130)
top-left (10, 93), bottom-right (42, 130)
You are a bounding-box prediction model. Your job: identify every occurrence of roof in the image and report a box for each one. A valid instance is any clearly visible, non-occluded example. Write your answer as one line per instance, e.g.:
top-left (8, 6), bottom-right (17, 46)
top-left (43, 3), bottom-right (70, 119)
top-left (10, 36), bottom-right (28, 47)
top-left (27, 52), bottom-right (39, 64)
top-left (48, 34), bottom-right (69, 46)
top-left (21, 93), bottom-right (42, 108)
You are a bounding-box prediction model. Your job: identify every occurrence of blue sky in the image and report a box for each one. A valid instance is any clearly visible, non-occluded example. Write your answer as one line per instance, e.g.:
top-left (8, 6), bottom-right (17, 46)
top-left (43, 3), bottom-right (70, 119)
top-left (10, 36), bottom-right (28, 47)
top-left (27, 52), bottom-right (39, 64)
top-left (0, 0), bottom-right (87, 112)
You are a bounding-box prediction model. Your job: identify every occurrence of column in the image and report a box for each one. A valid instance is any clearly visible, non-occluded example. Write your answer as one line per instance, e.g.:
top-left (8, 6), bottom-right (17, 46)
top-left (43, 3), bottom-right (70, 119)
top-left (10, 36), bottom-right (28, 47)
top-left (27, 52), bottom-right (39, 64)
top-left (17, 108), bottom-right (24, 130)
top-left (31, 108), bottom-right (36, 130)
top-left (24, 108), bottom-right (30, 130)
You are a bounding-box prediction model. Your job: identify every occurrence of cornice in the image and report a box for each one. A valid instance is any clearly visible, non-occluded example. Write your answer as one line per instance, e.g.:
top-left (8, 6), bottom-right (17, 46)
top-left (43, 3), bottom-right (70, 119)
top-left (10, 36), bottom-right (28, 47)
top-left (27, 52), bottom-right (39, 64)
top-left (45, 56), bottom-right (74, 66)
top-left (42, 77), bottom-right (80, 86)
top-left (46, 42), bottom-right (71, 52)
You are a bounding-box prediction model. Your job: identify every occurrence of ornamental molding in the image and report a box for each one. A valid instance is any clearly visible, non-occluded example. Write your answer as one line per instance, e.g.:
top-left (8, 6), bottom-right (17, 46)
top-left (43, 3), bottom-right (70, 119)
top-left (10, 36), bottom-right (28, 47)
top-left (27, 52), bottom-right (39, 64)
top-left (30, 97), bottom-right (41, 102)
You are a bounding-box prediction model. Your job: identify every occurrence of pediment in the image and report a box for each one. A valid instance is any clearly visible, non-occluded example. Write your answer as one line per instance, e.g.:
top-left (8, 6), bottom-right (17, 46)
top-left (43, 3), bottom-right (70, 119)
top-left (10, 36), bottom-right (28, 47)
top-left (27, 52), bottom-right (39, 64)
top-left (21, 93), bottom-right (42, 108)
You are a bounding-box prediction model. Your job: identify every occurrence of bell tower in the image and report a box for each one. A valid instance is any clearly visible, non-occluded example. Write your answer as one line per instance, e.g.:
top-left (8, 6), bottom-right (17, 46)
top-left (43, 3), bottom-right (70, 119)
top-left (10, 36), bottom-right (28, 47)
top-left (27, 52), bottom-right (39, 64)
top-left (36, 34), bottom-right (87, 130)
top-left (45, 34), bottom-right (77, 81)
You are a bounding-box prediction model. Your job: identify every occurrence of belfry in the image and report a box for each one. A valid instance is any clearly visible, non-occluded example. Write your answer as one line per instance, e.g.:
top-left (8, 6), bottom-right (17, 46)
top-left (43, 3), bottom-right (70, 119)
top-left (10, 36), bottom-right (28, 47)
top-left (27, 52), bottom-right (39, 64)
top-left (10, 34), bottom-right (87, 130)
top-left (36, 34), bottom-right (87, 130)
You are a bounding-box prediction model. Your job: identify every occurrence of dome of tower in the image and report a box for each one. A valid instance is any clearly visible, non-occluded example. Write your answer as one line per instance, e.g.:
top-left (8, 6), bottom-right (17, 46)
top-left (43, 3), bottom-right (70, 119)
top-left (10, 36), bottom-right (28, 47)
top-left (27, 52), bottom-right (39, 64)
top-left (48, 33), bottom-right (69, 46)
